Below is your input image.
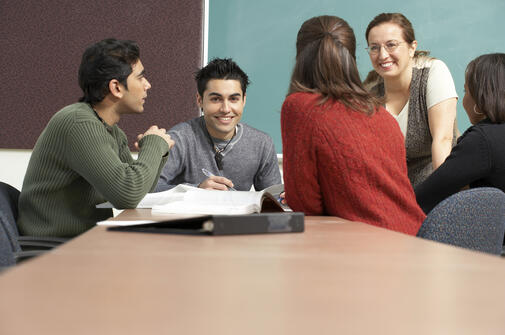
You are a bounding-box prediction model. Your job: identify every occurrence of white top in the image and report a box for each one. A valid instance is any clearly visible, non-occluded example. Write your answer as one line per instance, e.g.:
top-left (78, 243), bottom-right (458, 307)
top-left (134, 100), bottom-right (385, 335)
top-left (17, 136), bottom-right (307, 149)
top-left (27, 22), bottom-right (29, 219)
top-left (391, 101), bottom-right (410, 136)
top-left (392, 58), bottom-right (458, 136)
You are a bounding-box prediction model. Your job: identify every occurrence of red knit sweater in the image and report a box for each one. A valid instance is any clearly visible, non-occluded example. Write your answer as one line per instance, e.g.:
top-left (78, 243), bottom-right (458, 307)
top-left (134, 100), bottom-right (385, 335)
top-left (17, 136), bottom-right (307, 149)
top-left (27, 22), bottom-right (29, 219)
top-left (281, 92), bottom-right (426, 235)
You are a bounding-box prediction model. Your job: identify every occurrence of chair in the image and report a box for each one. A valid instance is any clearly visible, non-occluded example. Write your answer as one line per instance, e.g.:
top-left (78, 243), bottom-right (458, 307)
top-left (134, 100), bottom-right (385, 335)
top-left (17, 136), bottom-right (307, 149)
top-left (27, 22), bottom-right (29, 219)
top-left (418, 187), bottom-right (505, 255)
top-left (0, 211), bottom-right (18, 268)
top-left (0, 181), bottom-right (67, 269)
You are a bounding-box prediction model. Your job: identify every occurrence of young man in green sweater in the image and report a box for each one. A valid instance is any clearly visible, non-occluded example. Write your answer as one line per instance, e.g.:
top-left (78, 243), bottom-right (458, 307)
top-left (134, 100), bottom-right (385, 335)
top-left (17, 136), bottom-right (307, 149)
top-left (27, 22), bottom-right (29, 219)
top-left (18, 38), bottom-right (174, 238)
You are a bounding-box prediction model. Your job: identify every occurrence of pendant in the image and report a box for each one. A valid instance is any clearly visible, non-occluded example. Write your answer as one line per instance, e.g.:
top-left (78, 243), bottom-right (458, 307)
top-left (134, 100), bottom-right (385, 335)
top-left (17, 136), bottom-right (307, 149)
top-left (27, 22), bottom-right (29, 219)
top-left (214, 152), bottom-right (224, 170)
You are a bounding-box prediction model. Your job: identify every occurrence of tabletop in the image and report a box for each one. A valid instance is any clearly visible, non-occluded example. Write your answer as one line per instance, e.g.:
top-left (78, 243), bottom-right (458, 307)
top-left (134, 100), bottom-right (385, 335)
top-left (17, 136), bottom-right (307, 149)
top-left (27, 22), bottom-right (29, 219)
top-left (1, 209), bottom-right (505, 334)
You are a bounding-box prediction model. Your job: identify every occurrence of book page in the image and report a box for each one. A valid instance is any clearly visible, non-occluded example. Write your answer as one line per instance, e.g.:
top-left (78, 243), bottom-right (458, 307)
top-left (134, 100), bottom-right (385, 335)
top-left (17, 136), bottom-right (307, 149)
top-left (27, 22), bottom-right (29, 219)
top-left (95, 184), bottom-right (190, 209)
top-left (152, 188), bottom-right (264, 215)
top-left (136, 188), bottom-right (186, 208)
top-left (96, 184), bottom-right (287, 213)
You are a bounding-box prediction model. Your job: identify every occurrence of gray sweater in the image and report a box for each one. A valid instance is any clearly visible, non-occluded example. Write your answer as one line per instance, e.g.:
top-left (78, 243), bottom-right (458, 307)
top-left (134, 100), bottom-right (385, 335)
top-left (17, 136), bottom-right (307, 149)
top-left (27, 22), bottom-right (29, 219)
top-left (156, 116), bottom-right (281, 191)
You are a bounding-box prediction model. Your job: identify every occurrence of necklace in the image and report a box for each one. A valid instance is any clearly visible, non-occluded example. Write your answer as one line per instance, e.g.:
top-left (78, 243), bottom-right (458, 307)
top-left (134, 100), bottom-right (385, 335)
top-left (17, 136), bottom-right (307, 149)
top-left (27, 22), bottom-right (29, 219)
top-left (204, 123), bottom-right (237, 171)
top-left (213, 136), bottom-right (233, 170)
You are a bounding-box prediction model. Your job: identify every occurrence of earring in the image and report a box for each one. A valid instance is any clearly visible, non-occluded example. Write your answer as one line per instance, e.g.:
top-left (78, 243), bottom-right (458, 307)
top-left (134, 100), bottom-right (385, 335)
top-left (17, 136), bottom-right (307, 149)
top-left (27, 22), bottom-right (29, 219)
top-left (473, 105), bottom-right (483, 115)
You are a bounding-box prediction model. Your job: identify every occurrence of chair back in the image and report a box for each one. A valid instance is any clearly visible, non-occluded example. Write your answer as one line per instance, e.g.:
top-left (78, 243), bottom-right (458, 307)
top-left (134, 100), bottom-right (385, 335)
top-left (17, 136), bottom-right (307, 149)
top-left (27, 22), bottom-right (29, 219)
top-left (0, 182), bottom-right (21, 267)
top-left (419, 187), bottom-right (505, 255)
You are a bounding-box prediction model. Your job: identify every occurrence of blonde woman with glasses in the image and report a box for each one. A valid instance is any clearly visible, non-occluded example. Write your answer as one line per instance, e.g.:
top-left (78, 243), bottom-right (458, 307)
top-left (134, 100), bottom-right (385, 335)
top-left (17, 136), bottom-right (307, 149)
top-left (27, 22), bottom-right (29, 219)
top-left (365, 13), bottom-right (458, 187)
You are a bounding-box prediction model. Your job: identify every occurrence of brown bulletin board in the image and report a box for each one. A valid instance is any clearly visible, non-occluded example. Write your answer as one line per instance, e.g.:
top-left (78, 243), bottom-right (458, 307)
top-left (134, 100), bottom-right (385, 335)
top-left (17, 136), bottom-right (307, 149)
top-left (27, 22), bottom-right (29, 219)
top-left (0, 0), bottom-right (203, 149)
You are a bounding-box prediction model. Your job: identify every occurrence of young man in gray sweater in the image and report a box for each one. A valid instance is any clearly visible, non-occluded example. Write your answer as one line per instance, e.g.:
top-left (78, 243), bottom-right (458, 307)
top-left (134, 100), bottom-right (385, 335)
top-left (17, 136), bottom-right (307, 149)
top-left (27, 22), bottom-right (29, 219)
top-left (156, 58), bottom-right (281, 192)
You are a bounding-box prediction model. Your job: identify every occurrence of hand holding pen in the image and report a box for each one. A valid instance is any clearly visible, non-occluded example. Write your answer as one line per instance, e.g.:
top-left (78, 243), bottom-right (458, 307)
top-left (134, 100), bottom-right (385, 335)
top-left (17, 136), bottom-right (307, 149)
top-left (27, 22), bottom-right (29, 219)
top-left (199, 168), bottom-right (236, 191)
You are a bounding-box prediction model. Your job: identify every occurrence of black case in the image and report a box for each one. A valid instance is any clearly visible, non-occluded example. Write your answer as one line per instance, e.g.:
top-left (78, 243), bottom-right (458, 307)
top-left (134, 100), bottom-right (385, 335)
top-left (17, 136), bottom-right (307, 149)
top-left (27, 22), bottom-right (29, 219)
top-left (108, 212), bottom-right (304, 235)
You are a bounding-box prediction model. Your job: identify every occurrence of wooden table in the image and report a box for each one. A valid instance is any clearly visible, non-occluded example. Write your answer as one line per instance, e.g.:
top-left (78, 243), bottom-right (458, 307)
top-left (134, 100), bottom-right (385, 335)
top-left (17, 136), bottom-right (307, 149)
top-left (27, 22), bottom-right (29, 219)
top-left (1, 209), bottom-right (505, 334)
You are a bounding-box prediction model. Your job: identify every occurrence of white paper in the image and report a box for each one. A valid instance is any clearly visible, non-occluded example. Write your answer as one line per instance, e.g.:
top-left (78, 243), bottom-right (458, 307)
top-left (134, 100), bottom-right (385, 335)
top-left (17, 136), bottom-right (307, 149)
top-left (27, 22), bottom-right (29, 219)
top-left (97, 220), bottom-right (156, 227)
top-left (151, 187), bottom-right (264, 214)
top-left (96, 184), bottom-right (284, 215)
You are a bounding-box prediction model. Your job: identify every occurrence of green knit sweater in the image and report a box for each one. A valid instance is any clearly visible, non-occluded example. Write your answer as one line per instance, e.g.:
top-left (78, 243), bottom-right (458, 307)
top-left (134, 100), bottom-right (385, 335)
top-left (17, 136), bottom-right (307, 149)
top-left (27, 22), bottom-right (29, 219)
top-left (18, 103), bottom-right (169, 237)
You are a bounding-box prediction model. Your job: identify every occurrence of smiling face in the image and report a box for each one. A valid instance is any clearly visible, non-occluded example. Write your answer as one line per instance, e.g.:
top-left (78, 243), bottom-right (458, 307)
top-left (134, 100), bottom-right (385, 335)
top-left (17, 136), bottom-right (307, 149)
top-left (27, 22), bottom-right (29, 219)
top-left (367, 22), bottom-right (417, 80)
top-left (119, 60), bottom-right (151, 114)
top-left (197, 79), bottom-right (246, 140)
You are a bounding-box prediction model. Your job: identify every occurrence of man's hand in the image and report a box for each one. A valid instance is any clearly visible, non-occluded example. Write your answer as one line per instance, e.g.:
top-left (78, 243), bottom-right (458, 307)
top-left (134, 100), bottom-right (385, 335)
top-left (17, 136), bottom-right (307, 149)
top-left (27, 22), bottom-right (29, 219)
top-left (198, 176), bottom-right (234, 191)
top-left (134, 125), bottom-right (175, 151)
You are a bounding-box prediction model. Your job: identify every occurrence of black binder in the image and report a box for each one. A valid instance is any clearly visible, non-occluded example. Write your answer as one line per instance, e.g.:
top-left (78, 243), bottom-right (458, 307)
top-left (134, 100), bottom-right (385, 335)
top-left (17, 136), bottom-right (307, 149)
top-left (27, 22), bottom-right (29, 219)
top-left (108, 212), bottom-right (304, 235)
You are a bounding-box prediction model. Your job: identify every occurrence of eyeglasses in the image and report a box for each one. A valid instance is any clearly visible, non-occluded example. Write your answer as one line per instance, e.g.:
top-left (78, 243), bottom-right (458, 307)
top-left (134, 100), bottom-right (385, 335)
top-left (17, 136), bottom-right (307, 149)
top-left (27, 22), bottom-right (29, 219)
top-left (366, 41), bottom-right (404, 55)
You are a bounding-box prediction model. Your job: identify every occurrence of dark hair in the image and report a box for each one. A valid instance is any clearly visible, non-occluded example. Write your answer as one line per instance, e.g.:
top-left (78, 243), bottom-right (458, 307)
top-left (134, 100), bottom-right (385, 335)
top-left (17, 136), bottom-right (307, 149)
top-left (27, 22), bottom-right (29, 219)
top-left (465, 53), bottom-right (505, 123)
top-left (195, 58), bottom-right (250, 97)
top-left (78, 38), bottom-right (140, 105)
top-left (365, 13), bottom-right (429, 58)
top-left (288, 15), bottom-right (379, 114)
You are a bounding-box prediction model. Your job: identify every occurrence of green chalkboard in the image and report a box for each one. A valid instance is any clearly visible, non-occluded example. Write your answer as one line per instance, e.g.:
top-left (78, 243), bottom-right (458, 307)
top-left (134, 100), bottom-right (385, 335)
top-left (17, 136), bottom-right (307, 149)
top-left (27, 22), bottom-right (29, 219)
top-left (209, 0), bottom-right (505, 152)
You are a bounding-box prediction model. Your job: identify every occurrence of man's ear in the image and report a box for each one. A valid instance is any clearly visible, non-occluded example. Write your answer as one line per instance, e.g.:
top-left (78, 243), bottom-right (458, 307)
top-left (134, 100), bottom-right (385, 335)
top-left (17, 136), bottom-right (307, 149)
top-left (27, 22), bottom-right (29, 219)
top-left (196, 92), bottom-right (203, 109)
top-left (243, 94), bottom-right (247, 106)
top-left (108, 79), bottom-right (124, 99)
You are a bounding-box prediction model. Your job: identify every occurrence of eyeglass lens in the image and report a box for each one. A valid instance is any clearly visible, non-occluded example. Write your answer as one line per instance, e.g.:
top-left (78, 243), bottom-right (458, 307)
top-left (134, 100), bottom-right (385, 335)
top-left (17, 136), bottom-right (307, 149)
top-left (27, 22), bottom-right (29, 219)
top-left (368, 41), bottom-right (401, 54)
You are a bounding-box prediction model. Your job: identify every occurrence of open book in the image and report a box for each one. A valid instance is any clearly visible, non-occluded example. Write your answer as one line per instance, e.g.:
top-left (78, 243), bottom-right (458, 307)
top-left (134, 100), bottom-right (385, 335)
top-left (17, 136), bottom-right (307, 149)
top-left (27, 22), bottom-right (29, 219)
top-left (98, 184), bottom-right (288, 215)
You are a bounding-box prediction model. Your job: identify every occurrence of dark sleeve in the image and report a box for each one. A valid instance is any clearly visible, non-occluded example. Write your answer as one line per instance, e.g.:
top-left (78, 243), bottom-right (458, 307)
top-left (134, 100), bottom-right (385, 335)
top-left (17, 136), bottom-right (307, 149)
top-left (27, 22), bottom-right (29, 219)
top-left (116, 130), bottom-right (169, 193)
top-left (67, 123), bottom-right (168, 209)
top-left (415, 127), bottom-right (491, 213)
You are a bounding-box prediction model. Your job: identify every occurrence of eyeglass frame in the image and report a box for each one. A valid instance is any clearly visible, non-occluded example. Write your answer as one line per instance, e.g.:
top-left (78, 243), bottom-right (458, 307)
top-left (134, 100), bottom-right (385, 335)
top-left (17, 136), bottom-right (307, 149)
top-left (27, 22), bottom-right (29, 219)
top-left (365, 40), bottom-right (406, 55)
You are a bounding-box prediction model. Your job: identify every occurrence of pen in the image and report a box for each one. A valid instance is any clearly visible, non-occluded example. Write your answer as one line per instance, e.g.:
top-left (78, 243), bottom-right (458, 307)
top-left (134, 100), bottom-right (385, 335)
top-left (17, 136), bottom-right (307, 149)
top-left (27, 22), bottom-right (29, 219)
top-left (201, 168), bottom-right (236, 191)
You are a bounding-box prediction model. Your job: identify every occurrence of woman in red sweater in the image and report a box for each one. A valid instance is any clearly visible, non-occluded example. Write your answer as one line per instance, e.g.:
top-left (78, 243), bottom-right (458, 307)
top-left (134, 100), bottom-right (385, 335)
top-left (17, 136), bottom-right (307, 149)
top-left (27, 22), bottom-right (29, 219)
top-left (281, 15), bottom-right (426, 235)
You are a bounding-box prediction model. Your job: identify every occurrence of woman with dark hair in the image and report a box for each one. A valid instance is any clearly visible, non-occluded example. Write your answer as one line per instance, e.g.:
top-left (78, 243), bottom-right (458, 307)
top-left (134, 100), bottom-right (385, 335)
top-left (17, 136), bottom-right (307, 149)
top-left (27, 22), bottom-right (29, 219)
top-left (415, 53), bottom-right (505, 214)
top-left (365, 13), bottom-right (458, 187)
top-left (281, 15), bottom-right (426, 235)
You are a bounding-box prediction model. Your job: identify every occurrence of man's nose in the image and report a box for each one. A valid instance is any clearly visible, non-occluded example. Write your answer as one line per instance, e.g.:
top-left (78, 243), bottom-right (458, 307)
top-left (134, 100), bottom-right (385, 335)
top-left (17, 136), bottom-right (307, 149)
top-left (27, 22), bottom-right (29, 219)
top-left (221, 100), bottom-right (231, 112)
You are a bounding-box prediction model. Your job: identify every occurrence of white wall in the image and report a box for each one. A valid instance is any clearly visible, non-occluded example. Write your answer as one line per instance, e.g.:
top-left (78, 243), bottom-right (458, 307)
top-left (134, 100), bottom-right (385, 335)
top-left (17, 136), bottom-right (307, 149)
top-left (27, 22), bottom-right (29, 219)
top-left (1, 149), bottom-right (32, 191)
top-left (0, 149), bottom-right (283, 192)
